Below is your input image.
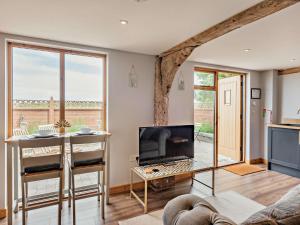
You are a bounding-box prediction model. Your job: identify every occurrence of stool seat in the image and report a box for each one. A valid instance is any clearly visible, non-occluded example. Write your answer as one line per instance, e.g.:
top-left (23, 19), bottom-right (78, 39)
top-left (23, 163), bottom-right (61, 175)
top-left (73, 158), bottom-right (105, 168)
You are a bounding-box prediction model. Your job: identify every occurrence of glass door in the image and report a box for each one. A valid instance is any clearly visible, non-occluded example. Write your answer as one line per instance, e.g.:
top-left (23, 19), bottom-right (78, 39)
top-left (193, 70), bottom-right (216, 167)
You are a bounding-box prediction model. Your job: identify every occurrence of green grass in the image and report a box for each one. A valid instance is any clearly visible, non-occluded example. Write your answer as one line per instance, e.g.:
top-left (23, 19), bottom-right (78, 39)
top-left (195, 123), bottom-right (214, 134)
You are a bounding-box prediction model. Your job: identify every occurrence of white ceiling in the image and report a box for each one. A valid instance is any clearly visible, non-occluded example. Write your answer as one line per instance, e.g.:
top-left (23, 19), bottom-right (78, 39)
top-left (0, 0), bottom-right (299, 70)
top-left (190, 2), bottom-right (300, 71)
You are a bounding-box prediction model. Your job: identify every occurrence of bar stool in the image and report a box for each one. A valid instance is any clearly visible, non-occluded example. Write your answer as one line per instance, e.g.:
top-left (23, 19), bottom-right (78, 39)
top-left (19, 137), bottom-right (65, 225)
top-left (68, 135), bottom-right (107, 224)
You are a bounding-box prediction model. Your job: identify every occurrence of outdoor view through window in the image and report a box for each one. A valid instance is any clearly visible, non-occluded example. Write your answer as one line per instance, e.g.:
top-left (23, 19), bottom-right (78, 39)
top-left (12, 46), bottom-right (105, 136)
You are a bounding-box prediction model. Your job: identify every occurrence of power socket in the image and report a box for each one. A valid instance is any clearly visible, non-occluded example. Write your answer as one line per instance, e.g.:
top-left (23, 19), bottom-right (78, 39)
top-left (129, 154), bottom-right (138, 162)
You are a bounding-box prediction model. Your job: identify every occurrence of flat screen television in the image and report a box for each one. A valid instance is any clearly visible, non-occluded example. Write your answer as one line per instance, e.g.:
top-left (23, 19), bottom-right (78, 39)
top-left (139, 125), bottom-right (194, 166)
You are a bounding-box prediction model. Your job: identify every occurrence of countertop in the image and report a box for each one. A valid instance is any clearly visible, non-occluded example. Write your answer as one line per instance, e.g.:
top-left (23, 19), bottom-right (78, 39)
top-left (268, 124), bottom-right (300, 130)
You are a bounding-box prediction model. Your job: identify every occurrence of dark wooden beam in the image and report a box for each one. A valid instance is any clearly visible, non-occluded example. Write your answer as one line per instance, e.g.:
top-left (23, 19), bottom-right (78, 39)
top-left (278, 66), bottom-right (300, 75)
top-left (160, 0), bottom-right (300, 57)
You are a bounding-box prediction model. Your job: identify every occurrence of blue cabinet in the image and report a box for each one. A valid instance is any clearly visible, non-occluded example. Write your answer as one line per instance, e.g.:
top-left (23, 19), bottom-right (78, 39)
top-left (268, 127), bottom-right (300, 177)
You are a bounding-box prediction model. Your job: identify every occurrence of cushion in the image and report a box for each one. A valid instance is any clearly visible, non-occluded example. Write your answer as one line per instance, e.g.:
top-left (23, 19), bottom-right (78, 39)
top-left (241, 184), bottom-right (300, 225)
top-left (163, 194), bottom-right (237, 225)
top-left (74, 158), bottom-right (104, 167)
top-left (23, 163), bottom-right (61, 175)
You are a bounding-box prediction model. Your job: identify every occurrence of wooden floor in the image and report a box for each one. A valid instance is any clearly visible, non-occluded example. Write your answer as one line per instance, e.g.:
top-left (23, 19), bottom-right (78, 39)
top-left (1, 165), bottom-right (300, 225)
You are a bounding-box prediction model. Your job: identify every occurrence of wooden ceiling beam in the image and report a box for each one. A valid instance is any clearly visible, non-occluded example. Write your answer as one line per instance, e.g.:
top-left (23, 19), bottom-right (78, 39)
top-left (160, 0), bottom-right (300, 57)
top-left (278, 66), bottom-right (300, 75)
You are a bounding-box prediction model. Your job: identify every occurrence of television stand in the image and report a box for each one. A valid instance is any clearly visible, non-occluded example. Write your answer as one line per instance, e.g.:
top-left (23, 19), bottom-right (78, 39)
top-left (130, 159), bottom-right (215, 213)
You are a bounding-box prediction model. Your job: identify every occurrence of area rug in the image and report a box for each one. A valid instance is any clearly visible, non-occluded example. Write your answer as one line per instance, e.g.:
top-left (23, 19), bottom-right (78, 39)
top-left (224, 163), bottom-right (265, 176)
top-left (118, 191), bottom-right (265, 225)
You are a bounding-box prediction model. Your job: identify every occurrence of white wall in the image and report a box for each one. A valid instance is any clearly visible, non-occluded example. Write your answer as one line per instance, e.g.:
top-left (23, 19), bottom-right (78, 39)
top-left (260, 70), bottom-right (278, 159)
top-left (278, 73), bottom-right (300, 121)
top-left (0, 33), bottom-right (156, 208)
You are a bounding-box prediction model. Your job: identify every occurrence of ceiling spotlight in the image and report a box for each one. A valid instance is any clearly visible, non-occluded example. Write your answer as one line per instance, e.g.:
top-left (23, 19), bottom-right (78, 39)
top-left (120, 20), bottom-right (128, 25)
top-left (243, 49), bottom-right (251, 52)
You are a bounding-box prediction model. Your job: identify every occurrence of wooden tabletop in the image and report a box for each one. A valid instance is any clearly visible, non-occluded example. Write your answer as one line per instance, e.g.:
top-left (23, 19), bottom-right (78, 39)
top-left (268, 124), bottom-right (300, 130)
top-left (5, 131), bottom-right (112, 144)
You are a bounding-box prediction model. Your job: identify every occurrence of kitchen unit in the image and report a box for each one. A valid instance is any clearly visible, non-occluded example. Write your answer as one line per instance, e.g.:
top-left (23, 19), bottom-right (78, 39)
top-left (268, 124), bottom-right (300, 178)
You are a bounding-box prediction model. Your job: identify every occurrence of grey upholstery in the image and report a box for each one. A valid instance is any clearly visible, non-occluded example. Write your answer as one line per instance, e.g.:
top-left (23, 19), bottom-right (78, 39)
top-left (164, 185), bottom-right (300, 225)
top-left (163, 194), bottom-right (236, 225)
top-left (241, 184), bottom-right (300, 225)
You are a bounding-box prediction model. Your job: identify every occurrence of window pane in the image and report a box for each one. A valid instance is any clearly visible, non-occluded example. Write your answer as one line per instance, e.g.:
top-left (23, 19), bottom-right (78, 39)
top-left (194, 71), bottom-right (214, 86)
top-left (65, 54), bottom-right (104, 133)
top-left (218, 72), bottom-right (239, 80)
top-left (12, 47), bottom-right (60, 135)
top-left (194, 90), bottom-right (215, 166)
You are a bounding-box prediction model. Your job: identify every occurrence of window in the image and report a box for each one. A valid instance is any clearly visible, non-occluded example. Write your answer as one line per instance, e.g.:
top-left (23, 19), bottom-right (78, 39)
top-left (194, 71), bottom-right (215, 87)
top-left (8, 43), bottom-right (107, 136)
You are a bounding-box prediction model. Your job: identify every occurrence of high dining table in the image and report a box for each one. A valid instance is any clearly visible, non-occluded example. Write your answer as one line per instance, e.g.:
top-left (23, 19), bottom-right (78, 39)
top-left (4, 131), bottom-right (112, 225)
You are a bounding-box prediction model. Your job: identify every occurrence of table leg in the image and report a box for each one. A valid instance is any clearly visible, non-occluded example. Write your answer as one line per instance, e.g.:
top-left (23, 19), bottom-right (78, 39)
top-left (13, 145), bottom-right (19, 213)
top-left (105, 137), bottom-right (110, 205)
top-left (6, 144), bottom-right (13, 225)
top-left (130, 170), bottom-right (133, 198)
top-left (144, 180), bottom-right (148, 213)
top-left (191, 172), bottom-right (194, 186)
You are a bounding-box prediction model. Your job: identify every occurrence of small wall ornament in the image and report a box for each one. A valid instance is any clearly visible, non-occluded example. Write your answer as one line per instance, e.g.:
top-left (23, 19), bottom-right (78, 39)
top-left (129, 65), bottom-right (138, 88)
top-left (178, 71), bottom-right (185, 91)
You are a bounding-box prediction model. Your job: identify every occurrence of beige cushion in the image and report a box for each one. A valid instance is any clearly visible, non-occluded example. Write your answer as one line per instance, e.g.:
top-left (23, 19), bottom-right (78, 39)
top-left (241, 185), bottom-right (300, 225)
top-left (163, 194), bottom-right (236, 225)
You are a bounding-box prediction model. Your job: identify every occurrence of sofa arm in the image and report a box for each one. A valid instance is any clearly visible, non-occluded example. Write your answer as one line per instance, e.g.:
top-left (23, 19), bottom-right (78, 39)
top-left (163, 194), bottom-right (237, 225)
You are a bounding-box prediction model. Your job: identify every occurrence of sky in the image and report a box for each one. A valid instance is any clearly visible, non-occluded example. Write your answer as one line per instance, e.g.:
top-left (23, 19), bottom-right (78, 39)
top-left (13, 47), bottom-right (104, 101)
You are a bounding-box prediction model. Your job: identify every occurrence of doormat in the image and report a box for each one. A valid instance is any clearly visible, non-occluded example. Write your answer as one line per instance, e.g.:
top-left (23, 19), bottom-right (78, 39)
top-left (0, 208), bottom-right (6, 219)
top-left (224, 164), bottom-right (265, 176)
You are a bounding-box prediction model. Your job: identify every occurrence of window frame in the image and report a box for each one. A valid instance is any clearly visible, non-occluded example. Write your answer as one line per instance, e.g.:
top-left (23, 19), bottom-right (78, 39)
top-left (7, 42), bottom-right (107, 136)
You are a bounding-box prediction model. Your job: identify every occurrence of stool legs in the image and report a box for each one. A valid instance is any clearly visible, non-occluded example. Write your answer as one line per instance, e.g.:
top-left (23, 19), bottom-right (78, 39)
top-left (21, 177), bottom-right (26, 225)
top-left (101, 170), bottom-right (105, 220)
top-left (98, 171), bottom-right (101, 202)
top-left (72, 174), bottom-right (76, 225)
top-left (58, 172), bottom-right (63, 225)
top-left (68, 168), bottom-right (72, 208)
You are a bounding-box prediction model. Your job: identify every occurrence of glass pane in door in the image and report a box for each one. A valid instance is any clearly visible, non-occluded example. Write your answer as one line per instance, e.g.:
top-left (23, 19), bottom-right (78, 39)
top-left (194, 90), bottom-right (215, 166)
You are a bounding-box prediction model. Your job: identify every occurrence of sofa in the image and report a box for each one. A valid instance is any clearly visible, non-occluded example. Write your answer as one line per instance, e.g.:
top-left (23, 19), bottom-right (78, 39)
top-left (163, 185), bottom-right (300, 225)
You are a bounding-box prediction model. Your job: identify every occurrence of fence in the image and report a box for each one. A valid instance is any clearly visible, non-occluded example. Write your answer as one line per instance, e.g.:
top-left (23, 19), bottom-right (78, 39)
top-left (13, 98), bottom-right (104, 133)
top-left (194, 102), bottom-right (214, 124)
top-left (13, 99), bottom-right (213, 133)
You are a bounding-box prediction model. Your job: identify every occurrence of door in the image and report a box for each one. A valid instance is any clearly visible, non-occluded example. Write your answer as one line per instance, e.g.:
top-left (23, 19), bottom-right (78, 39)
top-left (218, 76), bottom-right (242, 162)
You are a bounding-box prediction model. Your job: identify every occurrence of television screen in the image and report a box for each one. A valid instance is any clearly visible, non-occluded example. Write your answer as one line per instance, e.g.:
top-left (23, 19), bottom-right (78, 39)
top-left (139, 125), bottom-right (194, 166)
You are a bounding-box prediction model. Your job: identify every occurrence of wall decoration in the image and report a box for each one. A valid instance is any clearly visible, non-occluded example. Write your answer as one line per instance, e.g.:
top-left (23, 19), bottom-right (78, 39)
top-left (251, 88), bottom-right (261, 99)
top-left (129, 65), bottom-right (138, 88)
top-left (178, 71), bottom-right (185, 90)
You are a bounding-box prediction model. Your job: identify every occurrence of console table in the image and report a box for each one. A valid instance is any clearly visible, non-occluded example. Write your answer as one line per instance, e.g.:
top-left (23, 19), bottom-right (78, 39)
top-left (130, 159), bottom-right (215, 213)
